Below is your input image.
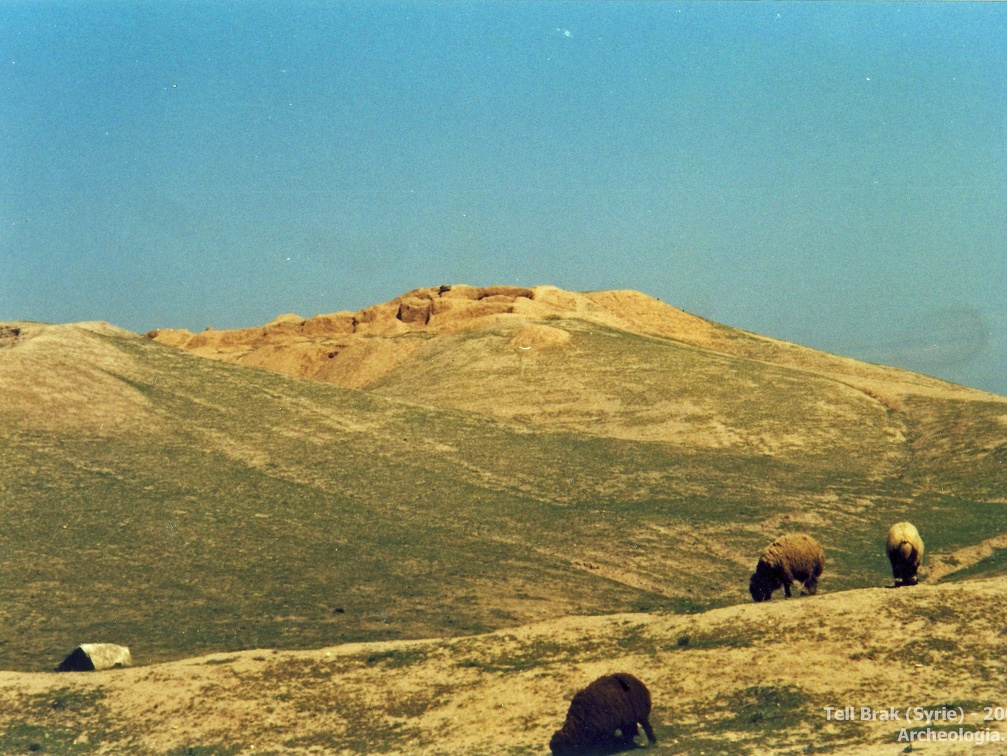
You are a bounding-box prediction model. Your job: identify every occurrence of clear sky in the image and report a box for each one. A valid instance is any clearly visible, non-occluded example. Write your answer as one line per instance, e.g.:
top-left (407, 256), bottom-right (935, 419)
top-left (2, 2), bottom-right (1005, 395)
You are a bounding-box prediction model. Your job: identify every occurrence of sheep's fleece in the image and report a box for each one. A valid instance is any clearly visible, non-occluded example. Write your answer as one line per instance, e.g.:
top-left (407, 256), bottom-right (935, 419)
top-left (549, 672), bottom-right (656, 755)
top-left (749, 533), bottom-right (825, 602)
top-left (887, 521), bottom-right (924, 586)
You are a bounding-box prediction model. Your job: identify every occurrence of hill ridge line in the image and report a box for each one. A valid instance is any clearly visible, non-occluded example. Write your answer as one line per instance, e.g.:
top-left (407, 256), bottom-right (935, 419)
top-left (140, 284), bottom-right (1003, 404)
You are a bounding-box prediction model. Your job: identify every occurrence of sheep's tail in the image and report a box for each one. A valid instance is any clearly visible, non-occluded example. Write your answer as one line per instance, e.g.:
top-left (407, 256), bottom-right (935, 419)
top-left (898, 542), bottom-right (917, 561)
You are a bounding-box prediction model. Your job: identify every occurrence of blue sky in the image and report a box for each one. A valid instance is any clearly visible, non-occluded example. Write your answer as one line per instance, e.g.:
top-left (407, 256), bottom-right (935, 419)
top-left (2, 2), bottom-right (1005, 395)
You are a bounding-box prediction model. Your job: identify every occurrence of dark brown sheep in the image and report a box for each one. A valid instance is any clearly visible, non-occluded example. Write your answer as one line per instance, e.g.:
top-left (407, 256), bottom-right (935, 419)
top-left (749, 533), bottom-right (825, 602)
top-left (887, 521), bottom-right (924, 586)
top-left (549, 673), bottom-right (656, 755)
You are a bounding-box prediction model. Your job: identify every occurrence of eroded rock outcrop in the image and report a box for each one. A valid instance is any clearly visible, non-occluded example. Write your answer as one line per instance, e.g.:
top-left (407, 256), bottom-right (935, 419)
top-left (142, 284), bottom-right (748, 393)
top-left (0, 325), bottom-right (21, 345)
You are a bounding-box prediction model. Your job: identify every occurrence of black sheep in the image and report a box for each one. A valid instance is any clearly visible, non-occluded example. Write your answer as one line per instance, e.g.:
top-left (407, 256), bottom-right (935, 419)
top-left (549, 673), bottom-right (656, 755)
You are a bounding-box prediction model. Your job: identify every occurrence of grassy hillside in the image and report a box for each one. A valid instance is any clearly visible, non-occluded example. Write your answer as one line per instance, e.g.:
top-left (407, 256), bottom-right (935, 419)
top-left (1, 323), bottom-right (669, 670)
top-left (1, 578), bottom-right (1005, 754)
top-left (2, 300), bottom-right (1006, 679)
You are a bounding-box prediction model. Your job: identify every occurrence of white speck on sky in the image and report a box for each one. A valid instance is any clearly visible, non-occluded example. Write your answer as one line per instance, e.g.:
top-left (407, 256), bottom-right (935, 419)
top-left (1, 1), bottom-right (1005, 395)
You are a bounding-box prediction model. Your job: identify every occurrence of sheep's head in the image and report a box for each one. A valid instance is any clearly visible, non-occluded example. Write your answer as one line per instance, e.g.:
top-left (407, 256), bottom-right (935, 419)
top-left (549, 729), bottom-right (576, 756)
top-left (749, 572), bottom-right (775, 602)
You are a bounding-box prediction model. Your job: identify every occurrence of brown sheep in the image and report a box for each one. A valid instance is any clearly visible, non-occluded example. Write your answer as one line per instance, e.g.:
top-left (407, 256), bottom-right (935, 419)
top-left (887, 521), bottom-right (924, 586)
top-left (749, 533), bottom-right (825, 602)
top-left (549, 673), bottom-right (656, 755)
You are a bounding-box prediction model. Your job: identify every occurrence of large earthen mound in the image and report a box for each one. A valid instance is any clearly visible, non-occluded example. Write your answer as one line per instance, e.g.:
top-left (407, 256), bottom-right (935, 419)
top-left (146, 285), bottom-right (1002, 410)
top-left (145, 285), bottom-right (717, 390)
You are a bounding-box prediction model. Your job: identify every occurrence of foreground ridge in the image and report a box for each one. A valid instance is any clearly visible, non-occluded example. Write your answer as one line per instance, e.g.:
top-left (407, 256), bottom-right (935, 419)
top-left (0, 580), bottom-right (1005, 754)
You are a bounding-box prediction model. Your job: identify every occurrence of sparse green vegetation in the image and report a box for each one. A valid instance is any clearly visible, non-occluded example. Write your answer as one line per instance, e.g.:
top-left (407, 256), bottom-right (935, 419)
top-left (885, 637), bottom-right (958, 665)
top-left (2, 308), bottom-right (1007, 753)
top-left (2, 322), bottom-right (1005, 673)
top-left (647, 682), bottom-right (859, 756)
top-left (669, 626), bottom-right (757, 651)
top-left (726, 685), bottom-right (809, 732)
top-left (0, 688), bottom-right (118, 754)
top-left (455, 636), bottom-right (598, 673)
top-left (364, 647), bottom-right (430, 668)
top-left (165, 747), bottom-right (242, 756)
top-left (939, 547), bottom-right (1007, 582)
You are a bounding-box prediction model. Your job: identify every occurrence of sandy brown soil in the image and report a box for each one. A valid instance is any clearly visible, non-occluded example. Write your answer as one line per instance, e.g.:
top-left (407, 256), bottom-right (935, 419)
top-left (2, 578), bottom-right (1005, 755)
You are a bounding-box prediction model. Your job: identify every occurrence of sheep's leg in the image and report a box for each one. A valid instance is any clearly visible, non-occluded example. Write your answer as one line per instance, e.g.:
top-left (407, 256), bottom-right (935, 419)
top-left (615, 723), bottom-right (638, 744)
top-left (613, 727), bottom-right (635, 748)
top-left (783, 581), bottom-right (792, 598)
top-left (641, 718), bottom-right (657, 744)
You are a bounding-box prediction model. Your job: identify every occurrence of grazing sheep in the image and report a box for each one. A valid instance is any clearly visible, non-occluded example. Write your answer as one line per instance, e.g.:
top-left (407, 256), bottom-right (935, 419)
top-left (549, 673), bottom-right (656, 755)
top-left (749, 533), bottom-right (825, 602)
top-left (887, 521), bottom-right (924, 586)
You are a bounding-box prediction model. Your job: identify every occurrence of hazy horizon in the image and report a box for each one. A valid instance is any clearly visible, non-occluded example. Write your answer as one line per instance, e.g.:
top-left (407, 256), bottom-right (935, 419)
top-left (2, 2), bottom-right (1005, 395)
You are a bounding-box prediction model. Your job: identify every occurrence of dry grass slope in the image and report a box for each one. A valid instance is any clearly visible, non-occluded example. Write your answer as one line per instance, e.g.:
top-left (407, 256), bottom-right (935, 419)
top-left (2, 286), bottom-right (1007, 754)
top-left (1, 578), bottom-right (1005, 754)
top-left (148, 285), bottom-right (1000, 408)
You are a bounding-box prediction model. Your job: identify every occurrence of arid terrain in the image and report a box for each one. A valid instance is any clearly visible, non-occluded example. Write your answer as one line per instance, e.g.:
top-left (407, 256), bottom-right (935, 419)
top-left (2, 285), bottom-right (1006, 754)
top-left (2, 577), bottom-right (1007, 755)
